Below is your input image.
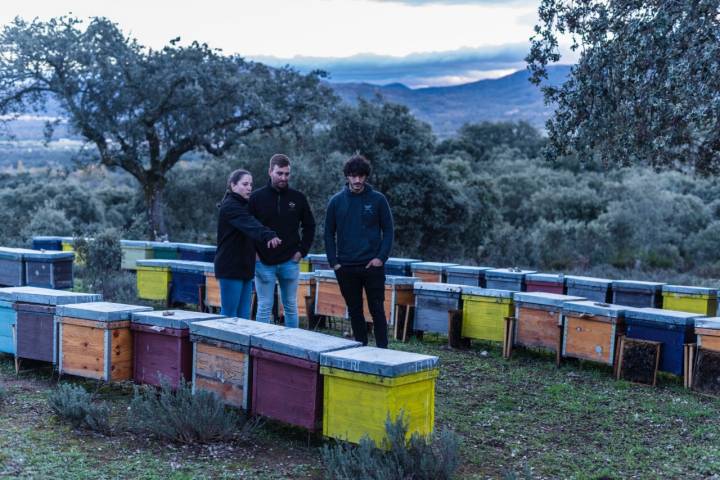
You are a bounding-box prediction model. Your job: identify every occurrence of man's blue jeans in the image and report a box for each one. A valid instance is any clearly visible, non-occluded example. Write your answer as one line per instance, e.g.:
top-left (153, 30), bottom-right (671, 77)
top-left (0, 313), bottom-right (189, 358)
top-left (218, 278), bottom-right (253, 319)
top-left (254, 259), bottom-right (300, 327)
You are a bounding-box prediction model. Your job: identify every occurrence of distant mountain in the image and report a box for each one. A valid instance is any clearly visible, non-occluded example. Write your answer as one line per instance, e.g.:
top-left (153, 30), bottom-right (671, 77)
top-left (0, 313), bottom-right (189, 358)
top-left (330, 65), bottom-right (571, 137)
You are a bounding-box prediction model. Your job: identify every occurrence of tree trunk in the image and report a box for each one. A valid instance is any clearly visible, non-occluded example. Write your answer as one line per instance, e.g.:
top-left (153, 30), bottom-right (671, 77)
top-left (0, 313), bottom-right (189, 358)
top-left (143, 179), bottom-right (168, 240)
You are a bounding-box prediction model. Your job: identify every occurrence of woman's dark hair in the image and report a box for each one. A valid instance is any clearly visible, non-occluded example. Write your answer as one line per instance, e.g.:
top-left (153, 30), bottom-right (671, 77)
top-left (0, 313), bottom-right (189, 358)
top-left (343, 154), bottom-right (371, 177)
top-left (218, 168), bottom-right (251, 206)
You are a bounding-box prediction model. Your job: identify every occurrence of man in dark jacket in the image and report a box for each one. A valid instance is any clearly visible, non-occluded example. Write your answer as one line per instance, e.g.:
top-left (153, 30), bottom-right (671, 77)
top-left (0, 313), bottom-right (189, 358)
top-left (324, 154), bottom-right (394, 348)
top-left (249, 154), bottom-right (316, 327)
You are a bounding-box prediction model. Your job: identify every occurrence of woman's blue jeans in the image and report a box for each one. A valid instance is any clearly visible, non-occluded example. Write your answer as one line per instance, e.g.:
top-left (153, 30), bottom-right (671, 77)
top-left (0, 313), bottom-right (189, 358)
top-left (218, 277), bottom-right (253, 319)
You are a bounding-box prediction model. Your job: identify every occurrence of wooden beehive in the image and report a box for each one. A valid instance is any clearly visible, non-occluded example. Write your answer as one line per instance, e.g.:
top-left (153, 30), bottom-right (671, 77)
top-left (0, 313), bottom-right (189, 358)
top-left (131, 309), bottom-right (224, 387)
top-left (149, 241), bottom-right (178, 260)
top-left (249, 328), bottom-right (359, 430)
top-left (561, 301), bottom-right (627, 366)
top-left (512, 292), bottom-right (585, 355)
top-left (314, 270), bottom-right (347, 319)
top-left (136, 259), bottom-right (173, 301)
top-left (612, 280), bottom-right (665, 308)
top-left (31, 236), bottom-right (63, 251)
top-left (384, 258), bottom-right (422, 277)
top-left (695, 318), bottom-right (720, 352)
top-left (320, 346), bottom-right (439, 446)
top-left (445, 266), bottom-right (492, 287)
top-left (24, 251), bottom-right (74, 289)
top-left (169, 260), bottom-right (214, 305)
top-left (525, 273), bottom-right (566, 294)
top-left (189, 318), bottom-right (285, 409)
top-left (57, 302), bottom-right (152, 381)
top-left (297, 272), bottom-right (316, 317)
top-left (0, 287), bottom-right (22, 355)
top-left (307, 253), bottom-right (330, 271)
top-left (461, 286), bottom-right (514, 342)
top-left (204, 270), bottom-right (221, 309)
top-left (361, 275), bottom-right (417, 326)
top-left (410, 262), bottom-right (458, 283)
top-left (413, 282), bottom-right (462, 334)
top-left (175, 243), bottom-right (216, 262)
top-left (120, 240), bottom-right (154, 271)
top-left (565, 276), bottom-right (612, 303)
top-left (485, 268), bottom-right (536, 292)
top-left (299, 258), bottom-right (311, 273)
top-left (662, 285), bottom-right (717, 316)
top-left (0, 248), bottom-right (35, 287)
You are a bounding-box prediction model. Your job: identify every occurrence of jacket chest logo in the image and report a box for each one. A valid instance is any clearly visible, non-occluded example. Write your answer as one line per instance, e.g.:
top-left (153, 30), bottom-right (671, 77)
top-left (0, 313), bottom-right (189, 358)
top-left (288, 201), bottom-right (296, 210)
top-left (363, 204), bottom-right (373, 215)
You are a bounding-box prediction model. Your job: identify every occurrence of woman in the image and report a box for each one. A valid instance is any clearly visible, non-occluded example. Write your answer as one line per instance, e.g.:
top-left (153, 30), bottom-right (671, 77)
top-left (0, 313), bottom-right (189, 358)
top-left (215, 169), bottom-right (281, 318)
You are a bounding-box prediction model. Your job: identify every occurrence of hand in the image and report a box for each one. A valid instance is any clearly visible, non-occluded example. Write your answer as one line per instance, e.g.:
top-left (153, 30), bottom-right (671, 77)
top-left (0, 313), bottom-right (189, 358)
top-left (267, 237), bottom-right (282, 249)
top-left (365, 258), bottom-right (383, 268)
top-left (333, 264), bottom-right (342, 271)
top-left (292, 251), bottom-right (302, 262)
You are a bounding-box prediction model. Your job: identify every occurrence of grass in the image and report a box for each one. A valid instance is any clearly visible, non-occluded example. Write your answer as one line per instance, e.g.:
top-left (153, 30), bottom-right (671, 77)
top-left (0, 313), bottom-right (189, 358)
top-left (2, 334), bottom-right (720, 479)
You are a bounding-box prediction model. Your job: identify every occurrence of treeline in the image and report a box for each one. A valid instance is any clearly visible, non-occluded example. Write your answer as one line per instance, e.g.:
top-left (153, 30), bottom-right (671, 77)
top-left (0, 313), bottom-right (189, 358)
top-left (2, 98), bottom-right (720, 282)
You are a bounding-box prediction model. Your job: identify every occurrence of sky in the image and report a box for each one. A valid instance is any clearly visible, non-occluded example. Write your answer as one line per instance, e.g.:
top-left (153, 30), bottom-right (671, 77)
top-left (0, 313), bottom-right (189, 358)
top-left (0, 0), bottom-right (573, 88)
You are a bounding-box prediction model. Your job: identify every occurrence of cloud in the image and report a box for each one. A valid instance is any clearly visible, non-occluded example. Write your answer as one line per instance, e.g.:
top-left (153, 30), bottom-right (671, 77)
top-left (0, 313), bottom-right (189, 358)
top-left (251, 43), bottom-right (531, 87)
top-left (365, 0), bottom-right (537, 6)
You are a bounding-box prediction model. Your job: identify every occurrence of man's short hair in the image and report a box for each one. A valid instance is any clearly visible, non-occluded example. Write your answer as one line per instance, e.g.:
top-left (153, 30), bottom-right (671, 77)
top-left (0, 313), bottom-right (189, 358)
top-left (269, 153), bottom-right (290, 170)
top-left (343, 154), bottom-right (371, 177)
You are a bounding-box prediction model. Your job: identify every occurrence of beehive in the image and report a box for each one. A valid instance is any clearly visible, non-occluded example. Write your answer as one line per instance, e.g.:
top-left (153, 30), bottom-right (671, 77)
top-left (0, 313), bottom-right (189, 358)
top-left (410, 262), bottom-right (458, 283)
top-left (131, 309), bottom-right (224, 387)
top-left (189, 318), bottom-right (285, 409)
top-left (624, 308), bottom-right (702, 376)
top-left (362, 275), bottom-right (417, 326)
top-left (175, 243), bottom-right (216, 262)
top-left (384, 257), bottom-right (422, 277)
top-left (485, 268), bottom-right (536, 292)
top-left (565, 276), bottom-right (612, 303)
top-left (695, 318), bottom-right (720, 352)
top-left (314, 270), bottom-right (347, 319)
top-left (461, 286), bottom-right (514, 342)
top-left (149, 241), bottom-right (178, 260)
top-left (31, 236), bottom-right (63, 251)
top-left (120, 240), bottom-right (154, 270)
top-left (24, 251), bottom-right (74, 289)
top-left (299, 258), bottom-right (311, 272)
top-left (562, 301), bottom-right (627, 366)
top-left (307, 253), bottom-right (330, 271)
top-left (413, 283), bottom-right (462, 334)
top-left (0, 247), bottom-right (35, 287)
top-left (512, 292), bottom-right (584, 354)
top-left (525, 273), bottom-right (566, 294)
top-left (612, 280), bottom-right (665, 308)
top-left (169, 260), bottom-right (214, 305)
top-left (445, 266), bottom-right (492, 287)
top-left (250, 328), bottom-right (360, 430)
top-left (136, 259), bottom-right (173, 301)
top-left (0, 287), bottom-right (23, 354)
top-left (57, 302), bottom-right (152, 381)
top-left (297, 272), bottom-right (316, 318)
top-left (320, 346), bottom-right (439, 445)
top-left (60, 237), bottom-right (75, 252)
top-left (662, 285), bottom-right (717, 316)
top-left (12, 287), bottom-right (100, 364)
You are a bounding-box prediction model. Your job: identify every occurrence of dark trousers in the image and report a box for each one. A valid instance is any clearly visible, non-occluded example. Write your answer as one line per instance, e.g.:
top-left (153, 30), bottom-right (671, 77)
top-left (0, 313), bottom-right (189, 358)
top-left (334, 265), bottom-right (388, 348)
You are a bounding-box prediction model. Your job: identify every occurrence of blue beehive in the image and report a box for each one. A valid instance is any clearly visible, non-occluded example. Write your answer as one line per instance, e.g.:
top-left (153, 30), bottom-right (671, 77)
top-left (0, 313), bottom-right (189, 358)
top-left (485, 268), bottom-right (537, 292)
top-left (612, 280), bottom-right (665, 308)
top-left (0, 287), bottom-right (25, 354)
top-left (307, 253), bottom-right (330, 271)
top-left (168, 260), bottom-right (214, 305)
top-left (175, 243), bottom-right (216, 262)
top-left (623, 308), bottom-right (702, 376)
top-left (0, 248), bottom-right (36, 287)
top-left (565, 276), bottom-right (612, 303)
top-left (413, 282), bottom-right (462, 334)
top-left (24, 250), bottom-right (74, 289)
top-left (445, 266), bottom-right (493, 287)
top-left (31, 236), bottom-right (64, 251)
top-left (384, 257), bottom-right (422, 277)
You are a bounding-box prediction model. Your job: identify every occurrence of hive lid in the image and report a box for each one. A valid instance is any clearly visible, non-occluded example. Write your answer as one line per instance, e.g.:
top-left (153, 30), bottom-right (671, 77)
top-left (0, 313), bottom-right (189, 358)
top-left (695, 317), bottom-right (720, 330)
top-left (486, 268), bottom-right (537, 279)
top-left (32, 236), bottom-right (65, 242)
top-left (385, 257), bottom-right (422, 266)
top-left (320, 346), bottom-right (439, 377)
top-left (385, 275), bottom-right (420, 286)
top-left (174, 243), bottom-right (216, 253)
top-left (23, 250), bottom-right (74, 261)
top-left (251, 328), bottom-right (360, 362)
top-left (446, 266), bottom-right (493, 275)
top-left (56, 302), bottom-right (152, 321)
top-left (314, 269), bottom-right (338, 280)
top-left (662, 285), bottom-right (718, 296)
top-left (306, 253), bottom-right (328, 262)
top-left (526, 273), bottom-right (565, 284)
top-left (562, 300), bottom-right (629, 318)
top-left (120, 240), bottom-right (153, 248)
top-left (168, 260), bottom-right (214, 273)
top-left (0, 287), bottom-right (27, 301)
top-left (0, 247), bottom-right (37, 260)
top-left (410, 262), bottom-right (458, 272)
top-left (414, 282), bottom-right (462, 293)
top-left (149, 241), bottom-right (178, 250)
top-left (131, 309), bottom-right (225, 329)
top-left (189, 318), bottom-right (285, 346)
top-left (136, 259), bottom-right (175, 269)
top-left (513, 292), bottom-right (585, 308)
top-left (460, 286), bottom-right (514, 299)
top-left (298, 272), bottom-right (316, 281)
top-left (624, 308), bottom-right (702, 327)
top-left (9, 287), bottom-right (101, 305)
top-left (565, 276), bottom-right (612, 288)
top-left (612, 280), bottom-right (665, 292)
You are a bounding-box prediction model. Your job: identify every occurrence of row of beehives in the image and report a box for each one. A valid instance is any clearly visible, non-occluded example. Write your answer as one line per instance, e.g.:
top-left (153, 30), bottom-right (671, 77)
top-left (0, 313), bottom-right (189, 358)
top-left (0, 285), bottom-right (438, 445)
top-left (0, 246), bottom-right (75, 290)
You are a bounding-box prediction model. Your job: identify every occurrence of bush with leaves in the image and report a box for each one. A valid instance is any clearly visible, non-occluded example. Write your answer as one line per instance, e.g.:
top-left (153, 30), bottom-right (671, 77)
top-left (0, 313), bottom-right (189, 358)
top-left (48, 383), bottom-right (111, 433)
top-left (321, 413), bottom-right (461, 480)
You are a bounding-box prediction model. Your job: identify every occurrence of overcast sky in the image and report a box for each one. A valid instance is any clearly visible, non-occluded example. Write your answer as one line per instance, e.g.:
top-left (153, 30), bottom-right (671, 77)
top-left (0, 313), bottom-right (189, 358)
top-left (0, 0), bottom-right (573, 87)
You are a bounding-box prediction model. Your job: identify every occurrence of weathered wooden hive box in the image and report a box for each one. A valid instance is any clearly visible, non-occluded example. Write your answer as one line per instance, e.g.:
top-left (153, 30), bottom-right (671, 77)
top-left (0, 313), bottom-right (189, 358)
top-left (562, 301), bottom-right (627, 366)
top-left (57, 302), bottom-right (152, 381)
top-left (485, 268), bottom-right (536, 292)
top-left (169, 260), bottom-right (214, 305)
top-left (120, 240), bottom-right (154, 271)
top-left (307, 253), bottom-right (330, 272)
top-left (445, 266), bottom-right (493, 287)
top-left (250, 328), bottom-right (360, 430)
top-left (513, 292), bottom-right (585, 353)
top-left (0, 287), bottom-right (24, 354)
top-left (175, 243), bottom-right (216, 263)
top-left (136, 259), bottom-right (173, 301)
top-left (149, 241), bottom-right (178, 260)
top-left (204, 268), bottom-right (221, 309)
top-left (410, 262), bottom-right (458, 283)
top-left (695, 318), bottom-right (720, 352)
top-left (525, 273), bottom-right (566, 294)
top-left (662, 285), bottom-right (717, 316)
top-left (413, 282), bottom-right (462, 334)
top-left (385, 257), bottom-right (422, 277)
top-left (612, 280), bottom-right (665, 308)
top-left (13, 287), bottom-right (101, 364)
top-left (189, 318), bottom-right (285, 409)
top-left (565, 276), bottom-right (612, 303)
top-left (363, 276), bottom-right (417, 326)
top-left (0, 247), bottom-right (36, 287)
top-left (623, 308), bottom-right (702, 376)
top-left (31, 236), bottom-right (64, 251)
top-left (320, 346), bottom-right (439, 445)
top-left (314, 270), bottom-right (347, 319)
top-left (24, 250), bottom-right (74, 289)
top-left (461, 286), bottom-right (514, 342)
top-left (297, 272), bottom-right (316, 317)
top-left (131, 309), bottom-right (224, 387)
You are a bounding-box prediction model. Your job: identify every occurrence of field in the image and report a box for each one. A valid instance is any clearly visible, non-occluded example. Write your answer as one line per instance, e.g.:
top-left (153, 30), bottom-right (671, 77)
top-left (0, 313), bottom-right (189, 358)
top-left (2, 334), bottom-right (720, 479)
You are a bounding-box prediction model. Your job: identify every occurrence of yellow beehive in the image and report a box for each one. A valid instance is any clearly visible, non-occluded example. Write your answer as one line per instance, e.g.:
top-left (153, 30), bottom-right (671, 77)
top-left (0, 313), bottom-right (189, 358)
top-left (136, 260), bottom-right (172, 301)
top-left (299, 259), bottom-right (311, 273)
top-left (461, 287), bottom-right (514, 342)
top-left (662, 285), bottom-right (717, 316)
top-left (320, 347), bottom-right (438, 446)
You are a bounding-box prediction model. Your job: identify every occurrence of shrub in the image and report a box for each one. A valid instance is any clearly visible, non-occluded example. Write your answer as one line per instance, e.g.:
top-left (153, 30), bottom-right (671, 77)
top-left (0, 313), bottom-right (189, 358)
top-left (321, 413), bottom-right (461, 480)
top-left (75, 229), bottom-right (125, 298)
top-left (128, 379), bottom-right (252, 444)
top-left (48, 383), bottom-right (111, 433)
